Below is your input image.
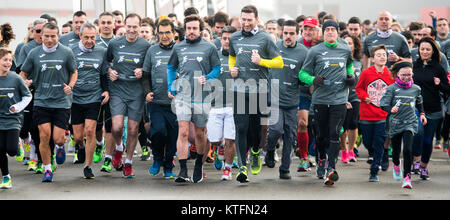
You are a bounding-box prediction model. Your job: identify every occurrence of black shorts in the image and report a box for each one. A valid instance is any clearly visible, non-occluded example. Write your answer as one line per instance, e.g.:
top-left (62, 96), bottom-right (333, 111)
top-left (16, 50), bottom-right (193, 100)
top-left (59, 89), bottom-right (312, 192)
top-left (96, 101), bottom-right (112, 133)
top-left (33, 106), bottom-right (71, 130)
top-left (71, 102), bottom-right (101, 125)
top-left (343, 101), bottom-right (360, 131)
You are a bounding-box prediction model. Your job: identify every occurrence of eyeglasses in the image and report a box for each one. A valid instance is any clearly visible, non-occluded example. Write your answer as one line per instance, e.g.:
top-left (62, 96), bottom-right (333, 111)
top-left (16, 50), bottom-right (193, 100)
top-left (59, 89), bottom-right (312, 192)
top-left (158, 31), bottom-right (172, 36)
top-left (283, 31), bottom-right (296, 36)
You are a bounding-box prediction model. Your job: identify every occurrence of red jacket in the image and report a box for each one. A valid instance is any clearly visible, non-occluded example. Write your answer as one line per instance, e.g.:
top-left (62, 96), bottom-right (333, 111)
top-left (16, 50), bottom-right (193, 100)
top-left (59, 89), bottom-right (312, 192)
top-left (355, 65), bottom-right (395, 121)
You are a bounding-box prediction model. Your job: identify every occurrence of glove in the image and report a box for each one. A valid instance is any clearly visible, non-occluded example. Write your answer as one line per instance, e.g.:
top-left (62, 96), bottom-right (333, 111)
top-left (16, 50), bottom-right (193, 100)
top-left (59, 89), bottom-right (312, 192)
top-left (313, 76), bottom-right (325, 87)
top-left (345, 74), bottom-right (356, 87)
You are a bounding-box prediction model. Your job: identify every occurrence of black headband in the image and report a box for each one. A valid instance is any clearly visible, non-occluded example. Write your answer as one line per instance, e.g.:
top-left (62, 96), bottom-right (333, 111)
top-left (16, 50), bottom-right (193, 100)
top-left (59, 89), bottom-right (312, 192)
top-left (392, 62), bottom-right (413, 73)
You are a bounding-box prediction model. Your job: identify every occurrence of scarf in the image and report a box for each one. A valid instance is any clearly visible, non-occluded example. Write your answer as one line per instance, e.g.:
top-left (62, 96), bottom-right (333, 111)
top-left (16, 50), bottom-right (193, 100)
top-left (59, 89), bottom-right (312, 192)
top-left (160, 41), bottom-right (175, 50)
top-left (242, 26), bottom-right (259, 37)
top-left (43, 43), bottom-right (58, 53)
top-left (377, 29), bottom-right (393, 39)
top-left (302, 38), bottom-right (312, 47)
top-left (78, 40), bottom-right (93, 53)
top-left (395, 77), bottom-right (413, 89)
top-left (221, 48), bottom-right (229, 57)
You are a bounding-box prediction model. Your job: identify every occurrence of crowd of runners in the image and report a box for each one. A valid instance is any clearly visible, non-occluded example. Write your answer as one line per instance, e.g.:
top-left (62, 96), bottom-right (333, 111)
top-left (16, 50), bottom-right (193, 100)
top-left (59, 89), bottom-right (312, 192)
top-left (0, 4), bottom-right (449, 190)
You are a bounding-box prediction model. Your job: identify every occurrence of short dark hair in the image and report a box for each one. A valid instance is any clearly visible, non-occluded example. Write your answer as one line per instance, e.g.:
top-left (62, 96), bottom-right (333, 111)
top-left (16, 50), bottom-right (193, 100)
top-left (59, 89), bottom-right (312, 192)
top-left (168, 13), bottom-right (177, 18)
top-left (338, 22), bottom-right (347, 31)
top-left (62, 23), bottom-right (73, 31)
top-left (369, 44), bottom-right (386, 58)
top-left (425, 25), bottom-right (437, 38)
top-left (125, 13), bottom-right (142, 26)
top-left (175, 27), bottom-right (185, 41)
top-left (157, 19), bottom-right (174, 33)
top-left (99, 12), bottom-right (114, 20)
top-left (409, 21), bottom-right (425, 31)
top-left (214, 12), bottom-right (229, 25)
top-left (112, 10), bottom-right (123, 18)
top-left (241, 5), bottom-right (258, 18)
top-left (296, 15), bottom-right (306, 24)
top-left (277, 18), bottom-right (285, 27)
top-left (348, 17), bottom-right (361, 25)
top-left (362, 19), bottom-right (371, 26)
top-left (221, 26), bottom-right (237, 35)
top-left (73, 11), bottom-right (87, 18)
top-left (184, 7), bottom-right (199, 17)
top-left (283, 20), bottom-right (299, 34)
top-left (0, 48), bottom-right (12, 60)
top-left (184, 14), bottom-right (204, 32)
top-left (40, 14), bottom-right (52, 21)
top-left (322, 14), bottom-right (337, 24)
top-left (317, 11), bottom-right (327, 23)
top-left (42, 22), bottom-right (59, 33)
top-left (402, 31), bottom-right (413, 42)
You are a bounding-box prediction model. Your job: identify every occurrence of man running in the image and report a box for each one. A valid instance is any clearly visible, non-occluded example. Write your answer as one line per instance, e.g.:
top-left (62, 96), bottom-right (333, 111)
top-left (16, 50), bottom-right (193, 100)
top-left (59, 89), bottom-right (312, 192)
top-left (20, 22), bottom-right (78, 182)
top-left (167, 14), bottom-right (221, 183)
top-left (59, 11), bottom-right (88, 48)
top-left (228, 5), bottom-right (284, 183)
top-left (106, 13), bottom-right (151, 178)
top-left (265, 20), bottom-right (307, 180)
top-left (71, 23), bottom-right (110, 179)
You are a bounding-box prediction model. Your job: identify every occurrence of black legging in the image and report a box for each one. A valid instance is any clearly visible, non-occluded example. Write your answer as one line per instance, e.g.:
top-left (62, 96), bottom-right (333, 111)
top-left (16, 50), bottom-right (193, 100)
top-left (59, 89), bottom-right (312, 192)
top-left (314, 104), bottom-right (347, 170)
top-left (391, 131), bottom-right (414, 178)
top-left (0, 130), bottom-right (19, 176)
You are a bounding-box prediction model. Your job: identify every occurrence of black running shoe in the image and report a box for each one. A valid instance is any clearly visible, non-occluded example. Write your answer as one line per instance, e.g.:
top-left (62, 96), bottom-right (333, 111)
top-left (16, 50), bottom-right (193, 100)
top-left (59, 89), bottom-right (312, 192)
top-left (83, 166), bottom-right (95, 179)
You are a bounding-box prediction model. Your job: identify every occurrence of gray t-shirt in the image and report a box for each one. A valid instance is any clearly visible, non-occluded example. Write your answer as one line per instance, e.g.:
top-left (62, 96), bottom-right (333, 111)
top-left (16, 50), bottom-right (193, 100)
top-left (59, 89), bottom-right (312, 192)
top-left (411, 48), bottom-right (449, 73)
top-left (348, 59), bottom-right (362, 103)
top-left (17, 40), bottom-right (40, 69)
top-left (71, 44), bottom-right (108, 104)
top-left (270, 41), bottom-right (307, 108)
top-left (0, 72), bottom-right (31, 130)
top-left (59, 31), bottom-right (81, 48)
top-left (440, 39), bottom-right (450, 67)
top-left (380, 83), bottom-right (423, 137)
top-left (142, 44), bottom-right (173, 105)
top-left (168, 38), bottom-right (221, 103)
top-left (302, 42), bottom-right (353, 105)
top-left (363, 31), bottom-right (411, 68)
top-left (95, 35), bottom-right (116, 49)
top-left (210, 49), bottom-right (234, 108)
top-left (229, 30), bottom-right (281, 93)
top-left (21, 43), bottom-right (77, 109)
top-left (106, 36), bottom-right (151, 101)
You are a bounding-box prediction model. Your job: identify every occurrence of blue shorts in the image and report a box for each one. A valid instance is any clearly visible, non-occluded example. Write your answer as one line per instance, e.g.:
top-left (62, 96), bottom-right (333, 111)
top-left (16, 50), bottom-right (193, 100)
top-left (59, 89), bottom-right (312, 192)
top-left (298, 96), bottom-right (311, 111)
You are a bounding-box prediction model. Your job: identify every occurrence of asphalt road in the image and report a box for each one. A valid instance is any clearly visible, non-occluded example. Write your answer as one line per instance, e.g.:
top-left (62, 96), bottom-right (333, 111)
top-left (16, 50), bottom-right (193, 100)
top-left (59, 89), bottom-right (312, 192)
top-left (2, 144), bottom-right (450, 200)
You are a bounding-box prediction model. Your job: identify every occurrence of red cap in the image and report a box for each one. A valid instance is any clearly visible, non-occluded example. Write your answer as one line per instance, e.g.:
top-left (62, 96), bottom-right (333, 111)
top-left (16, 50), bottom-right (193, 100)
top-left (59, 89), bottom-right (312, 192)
top-left (303, 17), bottom-right (318, 28)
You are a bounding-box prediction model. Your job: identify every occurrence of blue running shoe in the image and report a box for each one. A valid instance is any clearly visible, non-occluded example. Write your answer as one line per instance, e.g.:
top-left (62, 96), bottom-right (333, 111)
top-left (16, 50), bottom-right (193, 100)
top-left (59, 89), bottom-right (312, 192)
top-left (164, 169), bottom-right (176, 179)
top-left (214, 151), bottom-right (223, 170)
top-left (149, 161), bottom-right (161, 176)
top-left (42, 170), bottom-right (53, 182)
top-left (55, 146), bottom-right (66, 165)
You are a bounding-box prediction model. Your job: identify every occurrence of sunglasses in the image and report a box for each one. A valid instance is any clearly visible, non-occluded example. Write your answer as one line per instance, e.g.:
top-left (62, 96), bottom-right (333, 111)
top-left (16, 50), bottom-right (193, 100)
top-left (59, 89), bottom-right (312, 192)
top-left (35, 29), bottom-right (42, 34)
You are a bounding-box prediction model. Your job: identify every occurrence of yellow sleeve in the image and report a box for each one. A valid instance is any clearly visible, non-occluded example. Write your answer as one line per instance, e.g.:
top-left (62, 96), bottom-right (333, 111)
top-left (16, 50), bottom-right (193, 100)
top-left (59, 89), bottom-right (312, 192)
top-left (228, 55), bottom-right (236, 69)
top-left (259, 56), bottom-right (284, 69)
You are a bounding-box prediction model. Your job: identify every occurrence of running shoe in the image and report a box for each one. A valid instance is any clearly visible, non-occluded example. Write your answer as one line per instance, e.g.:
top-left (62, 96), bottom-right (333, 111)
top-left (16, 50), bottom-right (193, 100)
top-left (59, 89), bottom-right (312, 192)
top-left (443, 140), bottom-right (449, 152)
top-left (381, 150), bottom-right (389, 171)
top-left (393, 164), bottom-right (402, 181)
top-left (192, 160), bottom-right (204, 183)
top-left (140, 145), bottom-right (150, 161)
top-left (0, 176), bottom-right (12, 189)
top-left (348, 151), bottom-right (357, 162)
top-left (93, 143), bottom-right (105, 163)
top-left (35, 161), bottom-right (43, 174)
top-left (420, 166), bottom-right (430, 180)
top-left (236, 166), bottom-right (249, 183)
top-left (15, 143), bottom-right (24, 162)
top-left (42, 170), bottom-right (53, 182)
top-left (221, 167), bottom-right (232, 181)
top-left (356, 134), bottom-right (362, 148)
top-left (369, 173), bottom-right (379, 182)
top-left (402, 173), bottom-right (413, 189)
top-left (175, 168), bottom-right (190, 183)
top-left (232, 156), bottom-right (239, 168)
top-left (55, 145), bottom-right (66, 165)
top-left (73, 149), bottom-right (79, 164)
top-left (164, 169), bottom-right (176, 179)
top-left (123, 163), bottom-right (135, 178)
top-left (250, 149), bottom-right (262, 175)
top-left (279, 170), bottom-right (291, 180)
top-left (112, 150), bottom-right (124, 171)
top-left (324, 168), bottom-right (339, 186)
top-left (24, 140), bottom-right (31, 153)
top-left (28, 159), bottom-right (37, 171)
top-left (51, 155), bottom-right (57, 172)
top-left (367, 156), bottom-right (373, 165)
top-left (83, 166), bottom-right (95, 179)
top-left (316, 159), bottom-right (326, 179)
top-left (340, 150), bottom-right (348, 164)
top-left (213, 151), bottom-right (223, 170)
top-left (101, 158), bottom-right (112, 173)
top-left (434, 139), bottom-right (442, 149)
top-left (149, 160), bottom-right (161, 176)
top-left (412, 161), bottom-right (420, 175)
top-left (297, 158), bottom-right (311, 172)
top-left (68, 135), bottom-right (76, 153)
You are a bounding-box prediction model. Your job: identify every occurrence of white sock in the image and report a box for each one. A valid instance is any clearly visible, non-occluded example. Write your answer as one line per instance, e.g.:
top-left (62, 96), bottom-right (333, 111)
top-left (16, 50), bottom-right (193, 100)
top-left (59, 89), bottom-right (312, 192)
top-left (44, 164), bottom-right (52, 172)
top-left (3, 174), bottom-right (11, 179)
top-left (225, 163), bottom-right (232, 169)
top-left (105, 155), bottom-right (112, 160)
top-left (125, 159), bottom-right (132, 165)
top-left (116, 143), bottom-right (123, 152)
top-left (55, 144), bottom-right (64, 150)
top-left (97, 138), bottom-right (105, 146)
top-left (263, 150), bottom-right (267, 157)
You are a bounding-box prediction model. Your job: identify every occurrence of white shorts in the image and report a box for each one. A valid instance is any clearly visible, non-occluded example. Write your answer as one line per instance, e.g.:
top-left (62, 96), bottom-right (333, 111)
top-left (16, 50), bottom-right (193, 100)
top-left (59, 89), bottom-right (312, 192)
top-left (206, 107), bottom-right (235, 142)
